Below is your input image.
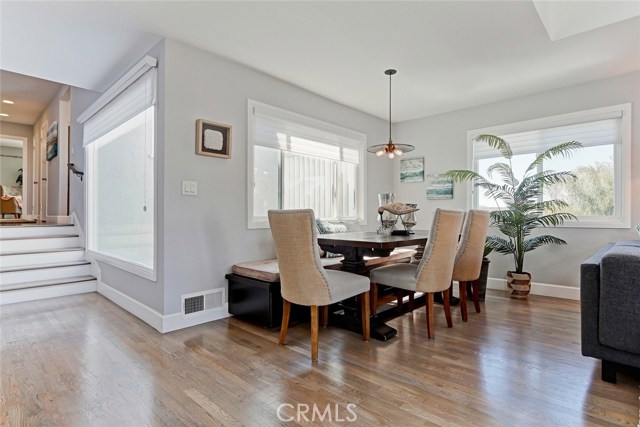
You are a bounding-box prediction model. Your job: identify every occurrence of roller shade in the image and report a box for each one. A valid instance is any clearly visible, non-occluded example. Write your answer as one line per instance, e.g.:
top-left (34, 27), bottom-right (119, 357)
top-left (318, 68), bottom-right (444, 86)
top-left (474, 114), bottom-right (622, 158)
top-left (252, 103), bottom-right (364, 164)
top-left (81, 59), bottom-right (157, 147)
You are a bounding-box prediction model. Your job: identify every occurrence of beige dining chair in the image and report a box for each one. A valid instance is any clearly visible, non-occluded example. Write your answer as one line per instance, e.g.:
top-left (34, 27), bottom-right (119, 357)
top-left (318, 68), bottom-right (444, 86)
top-left (453, 209), bottom-right (491, 322)
top-left (369, 208), bottom-right (464, 338)
top-left (268, 209), bottom-right (370, 362)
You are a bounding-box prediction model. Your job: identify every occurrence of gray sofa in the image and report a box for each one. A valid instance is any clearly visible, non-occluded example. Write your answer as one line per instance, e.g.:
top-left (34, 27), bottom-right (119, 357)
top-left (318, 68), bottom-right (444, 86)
top-left (581, 240), bottom-right (640, 383)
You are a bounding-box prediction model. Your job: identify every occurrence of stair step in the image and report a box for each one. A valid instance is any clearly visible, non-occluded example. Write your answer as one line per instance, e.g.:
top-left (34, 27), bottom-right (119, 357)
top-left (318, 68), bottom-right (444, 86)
top-left (0, 247), bottom-right (85, 256)
top-left (0, 260), bottom-right (91, 273)
top-left (0, 235), bottom-right (80, 252)
top-left (0, 261), bottom-right (92, 286)
top-left (0, 224), bottom-right (76, 239)
top-left (0, 248), bottom-right (86, 269)
top-left (0, 275), bottom-right (96, 292)
top-left (0, 233), bottom-right (79, 241)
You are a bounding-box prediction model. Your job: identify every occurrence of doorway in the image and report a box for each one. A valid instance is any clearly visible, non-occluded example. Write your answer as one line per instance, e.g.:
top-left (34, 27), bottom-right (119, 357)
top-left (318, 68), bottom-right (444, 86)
top-left (0, 135), bottom-right (27, 217)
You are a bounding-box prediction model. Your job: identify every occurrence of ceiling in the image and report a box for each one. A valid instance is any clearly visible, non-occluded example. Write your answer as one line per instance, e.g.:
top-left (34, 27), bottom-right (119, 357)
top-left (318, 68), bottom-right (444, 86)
top-left (0, 70), bottom-right (62, 126)
top-left (1, 1), bottom-right (638, 123)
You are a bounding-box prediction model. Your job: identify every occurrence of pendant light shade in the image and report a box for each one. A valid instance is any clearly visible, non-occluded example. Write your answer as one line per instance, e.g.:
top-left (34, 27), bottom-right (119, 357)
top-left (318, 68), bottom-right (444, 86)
top-left (367, 69), bottom-right (415, 159)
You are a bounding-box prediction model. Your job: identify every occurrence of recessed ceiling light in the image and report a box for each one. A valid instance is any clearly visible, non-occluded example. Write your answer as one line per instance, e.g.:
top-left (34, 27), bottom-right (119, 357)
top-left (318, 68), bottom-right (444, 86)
top-left (0, 113), bottom-right (9, 117)
top-left (2, 100), bottom-right (14, 104)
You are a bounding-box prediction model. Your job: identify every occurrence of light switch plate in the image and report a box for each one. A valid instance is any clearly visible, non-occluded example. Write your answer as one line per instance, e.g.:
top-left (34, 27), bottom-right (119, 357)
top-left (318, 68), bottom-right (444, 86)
top-left (182, 180), bottom-right (198, 196)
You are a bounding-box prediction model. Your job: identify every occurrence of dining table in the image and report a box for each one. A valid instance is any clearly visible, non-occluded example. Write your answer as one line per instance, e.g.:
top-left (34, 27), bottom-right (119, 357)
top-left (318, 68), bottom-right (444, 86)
top-left (317, 230), bottom-right (429, 272)
top-left (317, 230), bottom-right (429, 341)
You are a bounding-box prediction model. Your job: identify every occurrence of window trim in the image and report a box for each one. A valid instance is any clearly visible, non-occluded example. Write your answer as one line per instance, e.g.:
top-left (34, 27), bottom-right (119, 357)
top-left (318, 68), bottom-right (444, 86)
top-left (247, 99), bottom-right (367, 229)
top-left (81, 56), bottom-right (158, 281)
top-left (84, 107), bottom-right (157, 281)
top-left (466, 104), bottom-right (631, 229)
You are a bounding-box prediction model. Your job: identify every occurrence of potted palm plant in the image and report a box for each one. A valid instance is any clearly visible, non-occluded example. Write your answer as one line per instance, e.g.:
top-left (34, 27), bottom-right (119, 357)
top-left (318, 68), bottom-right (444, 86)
top-left (445, 134), bottom-right (582, 299)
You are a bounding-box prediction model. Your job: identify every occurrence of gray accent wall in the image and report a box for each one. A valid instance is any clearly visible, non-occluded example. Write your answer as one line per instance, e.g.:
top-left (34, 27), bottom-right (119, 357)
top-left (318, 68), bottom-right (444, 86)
top-left (69, 39), bottom-right (167, 314)
top-left (161, 38), bottom-right (391, 315)
top-left (393, 71), bottom-right (640, 288)
top-left (69, 37), bottom-right (390, 317)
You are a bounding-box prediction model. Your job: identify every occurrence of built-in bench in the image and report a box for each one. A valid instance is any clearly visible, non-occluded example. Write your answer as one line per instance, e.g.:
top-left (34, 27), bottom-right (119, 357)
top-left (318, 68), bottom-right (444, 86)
top-left (226, 248), bottom-right (415, 328)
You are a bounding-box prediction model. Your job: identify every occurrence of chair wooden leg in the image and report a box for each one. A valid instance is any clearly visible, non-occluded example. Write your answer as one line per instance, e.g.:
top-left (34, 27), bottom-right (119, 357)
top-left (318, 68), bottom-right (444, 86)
top-left (459, 281), bottom-right (468, 322)
top-left (396, 289), bottom-right (404, 314)
top-left (426, 293), bottom-right (435, 339)
top-left (320, 305), bottom-right (329, 327)
top-left (279, 299), bottom-right (291, 346)
top-left (443, 289), bottom-right (453, 328)
top-left (408, 291), bottom-right (415, 312)
top-left (472, 280), bottom-right (481, 313)
top-left (370, 282), bottom-right (378, 316)
top-left (360, 291), bottom-right (370, 341)
top-left (311, 305), bottom-right (319, 361)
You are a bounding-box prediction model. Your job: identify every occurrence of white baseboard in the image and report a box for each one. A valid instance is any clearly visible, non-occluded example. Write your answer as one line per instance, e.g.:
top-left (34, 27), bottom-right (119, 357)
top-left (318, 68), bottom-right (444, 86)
top-left (71, 212), bottom-right (85, 245)
top-left (0, 280), bottom-right (97, 305)
top-left (96, 280), bottom-right (230, 333)
top-left (163, 305), bottom-right (230, 333)
top-left (487, 277), bottom-right (580, 300)
top-left (97, 280), bottom-right (164, 332)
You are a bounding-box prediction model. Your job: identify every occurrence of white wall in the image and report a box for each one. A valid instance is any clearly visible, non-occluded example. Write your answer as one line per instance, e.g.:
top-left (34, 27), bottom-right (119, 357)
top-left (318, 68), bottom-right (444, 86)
top-left (393, 71), bottom-right (640, 288)
top-left (162, 38), bottom-right (391, 315)
top-left (32, 85), bottom-right (71, 219)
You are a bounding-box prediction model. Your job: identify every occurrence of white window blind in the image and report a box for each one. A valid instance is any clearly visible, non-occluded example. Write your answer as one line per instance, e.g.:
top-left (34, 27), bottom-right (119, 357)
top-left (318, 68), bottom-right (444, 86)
top-left (469, 104), bottom-right (631, 228)
top-left (82, 55), bottom-right (158, 280)
top-left (248, 100), bottom-right (366, 228)
top-left (474, 115), bottom-right (622, 158)
top-left (81, 62), bottom-right (157, 146)
top-left (253, 104), bottom-right (364, 163)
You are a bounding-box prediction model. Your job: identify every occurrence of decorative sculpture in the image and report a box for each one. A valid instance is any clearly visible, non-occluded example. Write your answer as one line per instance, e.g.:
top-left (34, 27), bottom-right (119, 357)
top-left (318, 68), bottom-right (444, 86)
top-left (377, 203), bottom-right (419, 235)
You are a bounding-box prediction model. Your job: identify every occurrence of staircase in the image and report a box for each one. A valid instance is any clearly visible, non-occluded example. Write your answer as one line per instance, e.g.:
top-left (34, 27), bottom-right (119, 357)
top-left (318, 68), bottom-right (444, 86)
top-left (0, 224), bottom-right (96, 305)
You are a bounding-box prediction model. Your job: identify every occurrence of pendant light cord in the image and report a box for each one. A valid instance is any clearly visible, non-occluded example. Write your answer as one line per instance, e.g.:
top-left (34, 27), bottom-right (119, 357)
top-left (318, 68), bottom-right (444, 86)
top-left (388, 71), bottom-right (392, 143)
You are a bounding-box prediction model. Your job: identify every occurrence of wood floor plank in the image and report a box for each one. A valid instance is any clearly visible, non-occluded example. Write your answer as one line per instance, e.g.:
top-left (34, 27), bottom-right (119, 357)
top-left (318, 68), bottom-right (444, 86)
top-left (0, 291), bottom-right (638, 426)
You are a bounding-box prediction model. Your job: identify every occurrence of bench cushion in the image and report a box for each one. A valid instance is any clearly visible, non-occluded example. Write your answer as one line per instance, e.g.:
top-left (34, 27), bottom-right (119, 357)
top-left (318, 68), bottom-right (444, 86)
top-left (231, 248), bottom-right (415, 283)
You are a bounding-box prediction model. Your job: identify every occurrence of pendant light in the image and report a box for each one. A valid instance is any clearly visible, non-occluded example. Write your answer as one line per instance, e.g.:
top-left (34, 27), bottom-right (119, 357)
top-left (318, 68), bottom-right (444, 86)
top-left (367, 69), bottom-right (415, 159)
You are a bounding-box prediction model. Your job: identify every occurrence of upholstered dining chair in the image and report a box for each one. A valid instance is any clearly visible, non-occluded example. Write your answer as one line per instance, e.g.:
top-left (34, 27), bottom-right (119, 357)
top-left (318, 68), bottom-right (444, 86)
top-left (369, 208), bottom-right (464, 339)
top-left (268, 209), bottom-right (370, 361)
top-left (453, 209), bottom-right (491, 322)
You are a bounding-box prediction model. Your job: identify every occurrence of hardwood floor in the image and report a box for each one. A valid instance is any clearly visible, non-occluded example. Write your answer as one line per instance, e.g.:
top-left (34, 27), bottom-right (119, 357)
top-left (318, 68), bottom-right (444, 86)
top-left (1, 291), bottom-right (638, 426)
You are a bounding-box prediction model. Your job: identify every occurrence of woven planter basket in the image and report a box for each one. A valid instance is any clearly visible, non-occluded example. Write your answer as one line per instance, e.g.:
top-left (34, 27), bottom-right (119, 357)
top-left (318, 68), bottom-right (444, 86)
top-left (507, 271), bottom-right (532, 299)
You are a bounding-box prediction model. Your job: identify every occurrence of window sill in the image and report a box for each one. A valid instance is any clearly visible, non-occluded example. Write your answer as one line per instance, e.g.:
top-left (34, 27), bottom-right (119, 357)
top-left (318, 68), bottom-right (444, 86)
top-left (86, 250), bottom-right (157, 282)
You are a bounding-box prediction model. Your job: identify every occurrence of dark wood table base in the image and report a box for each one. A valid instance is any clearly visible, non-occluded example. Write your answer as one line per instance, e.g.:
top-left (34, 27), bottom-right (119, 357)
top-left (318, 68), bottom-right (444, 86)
top-left (327, 289), bottom-right (427, 341)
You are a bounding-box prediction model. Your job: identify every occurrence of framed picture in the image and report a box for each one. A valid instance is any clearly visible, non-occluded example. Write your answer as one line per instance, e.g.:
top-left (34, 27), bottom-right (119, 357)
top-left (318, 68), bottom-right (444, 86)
top-left (196, 119), bottom-right (231, 158)
top-left (400, 157), bottom-right (424, 183)
top-left (46, 121), bottom-right (58, 161)
top-left (426, 174), bottom-right (454, 200)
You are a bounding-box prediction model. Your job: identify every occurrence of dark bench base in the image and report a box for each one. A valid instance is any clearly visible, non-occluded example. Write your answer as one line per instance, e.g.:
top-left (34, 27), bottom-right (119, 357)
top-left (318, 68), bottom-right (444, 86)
top-left (226, 273), bottom-right (308, 328)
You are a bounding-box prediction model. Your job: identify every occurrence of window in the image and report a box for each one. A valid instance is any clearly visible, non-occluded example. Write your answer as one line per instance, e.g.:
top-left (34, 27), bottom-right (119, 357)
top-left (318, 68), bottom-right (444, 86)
top-left (470, 104), bottom-right (631, 228)
top-left (79, 56), bottom-right (157, 279)
top-left (248, 100), bottom-right (366, 228)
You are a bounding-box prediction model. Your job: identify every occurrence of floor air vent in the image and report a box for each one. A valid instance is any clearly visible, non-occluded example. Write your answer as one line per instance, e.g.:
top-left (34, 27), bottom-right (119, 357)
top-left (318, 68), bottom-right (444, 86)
top-left (184, 295), bottom-right (204, 315)
top-left (182, 289), bottom-right (225, 316)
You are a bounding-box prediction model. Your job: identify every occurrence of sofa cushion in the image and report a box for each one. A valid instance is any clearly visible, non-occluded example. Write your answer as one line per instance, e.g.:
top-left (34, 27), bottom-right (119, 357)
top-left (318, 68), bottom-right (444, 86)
top-left (598, 245), bottom-right (640, 354)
